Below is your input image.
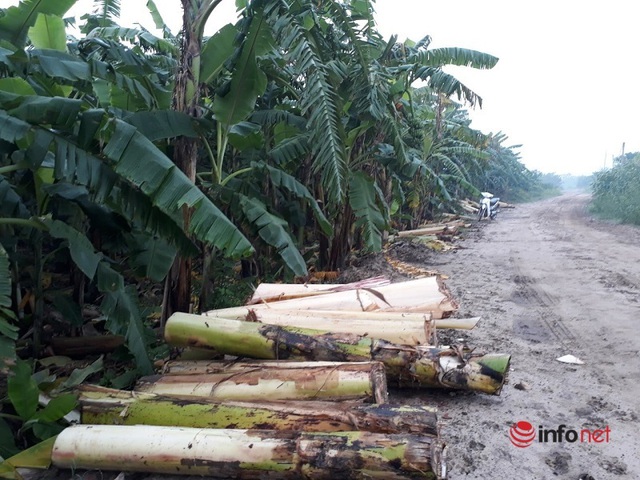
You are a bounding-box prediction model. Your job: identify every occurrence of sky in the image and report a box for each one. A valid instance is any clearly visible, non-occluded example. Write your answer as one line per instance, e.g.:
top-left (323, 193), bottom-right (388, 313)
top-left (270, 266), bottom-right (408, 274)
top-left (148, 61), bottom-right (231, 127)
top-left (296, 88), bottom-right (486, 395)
top-left (373, 1), bottom-right (640, 176)
top-left (5, 0), bottom-right (640, 175)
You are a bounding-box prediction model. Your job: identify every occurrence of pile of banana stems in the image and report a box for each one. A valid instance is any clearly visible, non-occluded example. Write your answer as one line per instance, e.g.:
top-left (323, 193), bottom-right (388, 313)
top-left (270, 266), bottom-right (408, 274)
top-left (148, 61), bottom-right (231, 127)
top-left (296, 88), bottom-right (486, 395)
top-left (135, 360), bottom-right (389, 403)
top-left (77, 385), bottom-right (438, 435)
top-left (52, 425), bottom-right (447, 479)
top-left (165, 313), bottom-right (510, 395)
top-left (41, 277), bottom-right (512, 479)
top-left (208, 276), bottom-right (458, 319)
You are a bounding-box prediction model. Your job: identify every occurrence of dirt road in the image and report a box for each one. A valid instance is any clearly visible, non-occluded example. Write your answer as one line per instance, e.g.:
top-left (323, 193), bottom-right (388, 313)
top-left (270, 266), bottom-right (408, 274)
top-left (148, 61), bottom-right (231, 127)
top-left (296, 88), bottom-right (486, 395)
top-left (424, 193), bottom-right (640, 479)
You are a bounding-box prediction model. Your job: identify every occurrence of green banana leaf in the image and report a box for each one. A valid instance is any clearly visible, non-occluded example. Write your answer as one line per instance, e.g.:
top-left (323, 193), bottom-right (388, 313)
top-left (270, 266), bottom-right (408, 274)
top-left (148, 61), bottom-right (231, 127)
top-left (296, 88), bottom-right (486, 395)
top-left (413, 66), bottom-right (484, 108)
top-left (0, 176), bottom-right (30, 219)
top-left (411, 47), bottom-right (499, 70)
top-left (228, 121), bottom-right (264, 150)
top-left (46, 219), bottom-right (101, 279)
top-left (28, 49), bottom-right (158, 108)
top-left (0, 108), bottom-right (35, 143)
top-left (29, 394), bottom-right (77, 425)
top-left (420, 163), bottom-right (453, 203)
top-left (7, 360), bottom-right (39, 420)
top-left (0, 0), bottom-right (76, 48)
top-left (0, 417), bottom-right (18, 460)
top-left (0, 78), bottom-right (36, 96)
top-left (349, 171), bottom-right (389, 252)
top-left (98, 268), bottom-right (153, 375)
top-left (128, 233), bottom-right (176, 282)
top-left (123, 110), bottom-right (198, 142)
top-left (268, 133), bottom-right (310, 165)
top-left (58, 356), bottom-right (103, 390)
top-left (212, 10), bottom-right (269, 128)
top-left (4, 94), bottom-right (82, 131)
top-left (0, 435), bottom-right (56, 478)
top-left (145, 0), bottom-right (171, 35)
top-left (200, 24), bottom-right (237, 85)
top-left (28, 13), bottom-right (66, 51)
top-left (87, 26), bottom-right (177, 55)
top-left (43, 219), bottom-right (154, 374)
top-left (257, 162), bottom-right (332, 237)
top-left (0, 101), bottom-right (253, 259)
top-left (44, 137), bottom-right (197, 257)
top-left (103, 118), bottom-right (253, 258)
top-left (239, 195), bottom-right (307, 277)
top-left (92, 0), bottom-right (121, 26)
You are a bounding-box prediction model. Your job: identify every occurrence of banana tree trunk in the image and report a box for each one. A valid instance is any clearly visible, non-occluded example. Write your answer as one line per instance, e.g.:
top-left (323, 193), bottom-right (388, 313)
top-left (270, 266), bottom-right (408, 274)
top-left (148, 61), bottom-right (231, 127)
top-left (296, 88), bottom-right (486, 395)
top-left (206, 277), bottom-right (457, 319)
top-left (162, 0), bottom-right (208, 323)
top-left (165, 313), bottom-right (510, 394)
top-left (219, 310), bottom-right (436, 345)
top-left (246, 277), bottom-right (391, 304)
top-left (134, 361), bottom-right (388, 403)
top-left (52, 425), bottom-right (446, 479)
top-left (433, 317), bottom-right (480, 329)
top-left (205, 307), bottom-right (480, 331)
top-left (328, 203), bottom-right (354, 270)
top-left (77, 385), bottom-right (437, 435)
top-left (50, 335), bottom-right (125, 357)
top-left (396, 221), bottom-right (465, 238)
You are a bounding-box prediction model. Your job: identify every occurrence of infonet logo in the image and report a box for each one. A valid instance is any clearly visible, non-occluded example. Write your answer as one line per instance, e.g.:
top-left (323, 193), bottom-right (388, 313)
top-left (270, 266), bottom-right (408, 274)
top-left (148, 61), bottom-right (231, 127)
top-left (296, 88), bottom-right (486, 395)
top-left (509, 421), bottom-right (611, 448)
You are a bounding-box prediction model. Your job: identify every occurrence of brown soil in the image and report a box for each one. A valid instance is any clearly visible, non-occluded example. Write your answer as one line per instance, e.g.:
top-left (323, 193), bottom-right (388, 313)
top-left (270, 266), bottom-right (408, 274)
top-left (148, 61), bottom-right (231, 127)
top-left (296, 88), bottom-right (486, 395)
top-left (27, 193), bottom-right (640, 479)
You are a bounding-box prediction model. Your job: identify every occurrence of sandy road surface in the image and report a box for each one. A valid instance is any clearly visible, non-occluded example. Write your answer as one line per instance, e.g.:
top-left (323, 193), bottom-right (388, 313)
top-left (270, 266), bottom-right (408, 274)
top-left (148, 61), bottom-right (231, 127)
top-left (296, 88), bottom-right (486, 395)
top-left (426, 193), bottom-right (640, 479)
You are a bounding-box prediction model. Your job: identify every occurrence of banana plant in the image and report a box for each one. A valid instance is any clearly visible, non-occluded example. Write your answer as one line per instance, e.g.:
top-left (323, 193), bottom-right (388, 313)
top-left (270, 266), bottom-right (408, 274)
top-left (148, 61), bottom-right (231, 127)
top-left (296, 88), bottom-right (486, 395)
top-left (185, 0), bottom-right (394, 273)
top-left (397, 90), bottom-right (488, 224)
top-left (476, 132), bottom-right (534, 200)
top-left (190, 1), bottom-right (333, 280)
top-left (237, 0), bottom-right (382, 270)
top-left (163, 0), bottom-right (251, 318)
top-left (258, 0), bottom-right (499, 268)
top-left (0, 0), bottom-right (252, 374)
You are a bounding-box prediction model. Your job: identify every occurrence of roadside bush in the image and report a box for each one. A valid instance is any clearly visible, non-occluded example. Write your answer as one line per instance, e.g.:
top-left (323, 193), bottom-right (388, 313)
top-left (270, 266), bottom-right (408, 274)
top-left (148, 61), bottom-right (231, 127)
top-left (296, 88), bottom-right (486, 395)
top-left (591, 153), bottom-right (640, 225)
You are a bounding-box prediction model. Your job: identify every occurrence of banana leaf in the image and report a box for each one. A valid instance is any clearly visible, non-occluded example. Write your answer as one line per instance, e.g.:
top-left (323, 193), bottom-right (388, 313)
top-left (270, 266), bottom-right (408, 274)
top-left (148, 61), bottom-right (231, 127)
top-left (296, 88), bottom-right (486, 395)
top-left (349, 171), bottom-right (389, 252)
top-left (0, 436), bottom-right (56, 478)
top-left (28, 13), bottom-right (67, 51)
top-left (200, 24), bottom-right (237, 85)
top-left (239, 195), bottom-right (307, 276)
top-left (0, 104), bottom-right (254, 259)
top-left (43, 219), bottom-right (153, 375)
top-left (0, 0), bottom-right (75, 48)
top-left (258, 162), bottom-right (332, 236)
top-left (212, 9), bottom-right (269, 128)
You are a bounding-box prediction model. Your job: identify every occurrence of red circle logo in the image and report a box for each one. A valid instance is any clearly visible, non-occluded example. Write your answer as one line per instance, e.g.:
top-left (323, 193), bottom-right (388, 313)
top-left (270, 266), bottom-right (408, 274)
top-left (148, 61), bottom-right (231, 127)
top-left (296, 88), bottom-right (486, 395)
top-left (509, 421), bottom-right (536, 448)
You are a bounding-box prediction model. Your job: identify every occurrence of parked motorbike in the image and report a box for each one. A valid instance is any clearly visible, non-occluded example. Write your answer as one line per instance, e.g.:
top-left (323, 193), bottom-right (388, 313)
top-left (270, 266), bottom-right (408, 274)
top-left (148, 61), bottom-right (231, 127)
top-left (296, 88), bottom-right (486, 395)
top-left (478, 192), bottom-right (500, 220)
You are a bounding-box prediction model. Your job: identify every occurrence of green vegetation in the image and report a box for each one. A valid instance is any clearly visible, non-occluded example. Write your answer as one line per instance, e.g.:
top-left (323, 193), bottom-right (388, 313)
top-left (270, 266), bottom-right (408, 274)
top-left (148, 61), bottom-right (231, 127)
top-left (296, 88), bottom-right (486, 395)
top-left (0, 0), bottom-right (560, 457)
top-left (591, 152), bottom-right (640, 225)
top-left (464, 132), bottom-right (561, 202)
